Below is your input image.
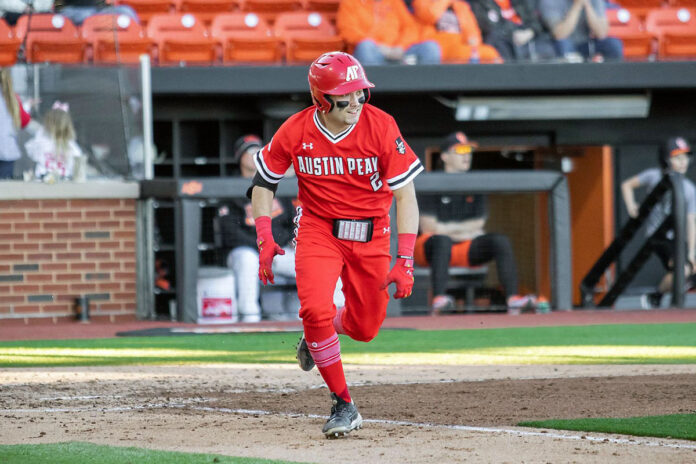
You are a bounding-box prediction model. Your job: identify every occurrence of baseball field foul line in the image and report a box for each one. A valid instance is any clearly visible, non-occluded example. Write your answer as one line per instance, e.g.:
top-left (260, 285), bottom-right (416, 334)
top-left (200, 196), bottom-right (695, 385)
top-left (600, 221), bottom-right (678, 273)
top-left (6, 402), bottom-right (696, 451)
top-left (187, 406), bottom-right (696, 451)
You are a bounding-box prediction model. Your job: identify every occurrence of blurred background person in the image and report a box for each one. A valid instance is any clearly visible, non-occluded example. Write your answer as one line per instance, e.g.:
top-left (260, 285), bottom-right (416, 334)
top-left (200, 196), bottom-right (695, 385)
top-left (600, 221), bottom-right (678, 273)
top-left (24, 101), bottom-right (84, 182)
top-left (538, 0), bottom-right (623, 61)
top-left (0, 68), bottom-right (31, 179)
top-left (216, 134), bottom-right (299, 322)
top-left (0, 0), bottom-right (53, 26)
top-left (412, 0), bottom-right (502, 63)
top-left (337, 0), bottom-right (441, 65)
top-left (216, 135), bottom-right (345, 321)
top-left (621, 137), bottom-right (696, 308)
top-left (54, 0), bottom-right (139, 26)
top-left (416, 131), bottom-right (536, 314)
top-left (468, 0), bottom-right (557, 61)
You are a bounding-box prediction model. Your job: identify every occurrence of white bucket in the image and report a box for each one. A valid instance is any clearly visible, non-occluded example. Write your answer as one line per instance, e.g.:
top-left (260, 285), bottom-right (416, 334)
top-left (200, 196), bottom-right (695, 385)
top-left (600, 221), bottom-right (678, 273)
top-left (197, 267), bottom-right (237, 324)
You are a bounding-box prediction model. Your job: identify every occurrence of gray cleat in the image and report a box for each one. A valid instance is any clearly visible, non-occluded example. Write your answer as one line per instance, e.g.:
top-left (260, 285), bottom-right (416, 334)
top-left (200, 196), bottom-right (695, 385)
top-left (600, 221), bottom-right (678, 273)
top-left (296, 335), bottom-right (315, 371)
top-left (322, 393), bottom-right (363, 438)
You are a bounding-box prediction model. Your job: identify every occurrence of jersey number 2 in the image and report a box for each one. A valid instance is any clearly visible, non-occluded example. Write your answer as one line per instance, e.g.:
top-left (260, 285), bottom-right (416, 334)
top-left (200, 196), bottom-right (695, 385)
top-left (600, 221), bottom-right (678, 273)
top-left (370, 172), bottom-right (383, 191)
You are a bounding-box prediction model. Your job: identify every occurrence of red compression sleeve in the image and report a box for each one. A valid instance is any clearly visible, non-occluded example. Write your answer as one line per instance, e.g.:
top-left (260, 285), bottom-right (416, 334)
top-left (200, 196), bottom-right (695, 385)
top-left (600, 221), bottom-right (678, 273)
top-left (255, 216), bottom-right (272, 242)
top-left (397, 233), bottom-right (417, 258)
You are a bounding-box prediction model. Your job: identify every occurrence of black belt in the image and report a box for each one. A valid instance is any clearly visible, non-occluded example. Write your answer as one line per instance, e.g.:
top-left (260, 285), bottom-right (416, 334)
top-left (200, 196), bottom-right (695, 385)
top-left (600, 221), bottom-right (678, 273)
top-left (332, 218), bottom-right (374, 242)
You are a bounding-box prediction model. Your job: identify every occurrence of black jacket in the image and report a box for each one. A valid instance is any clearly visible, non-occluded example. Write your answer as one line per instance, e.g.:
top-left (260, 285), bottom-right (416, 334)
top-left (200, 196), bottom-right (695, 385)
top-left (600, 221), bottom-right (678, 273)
top-left (215, 197), bottom-right (296, 251)
top-left (468, 0), bottom-right (545, 38)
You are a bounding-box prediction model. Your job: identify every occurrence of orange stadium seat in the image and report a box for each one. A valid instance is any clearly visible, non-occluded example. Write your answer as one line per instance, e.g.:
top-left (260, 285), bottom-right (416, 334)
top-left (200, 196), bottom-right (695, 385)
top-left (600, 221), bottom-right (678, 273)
top-left (617, 0), bottom-right (666, 5)
top-left (607, 8), bottom-right (655, 59)
top-left (303, 0), bottom-right (340, 22)
top-left (646, 7), bottom-right (696, 58)
top-left (82, 14), bottom-right (154, 64)
top-left (15, 14), bottom-right (86, 63)
top-left (116, 0), bottom-right (176, 24)
top-left (177, 0), bottom-right (240, 25)
top-left (0, 19), bottom-right (21, 66)
top-left (242, 0), bottom-right (303, 24)
top-left (211, 12), bottom-right (281, 63)
top-left (616, 0), bottom-right (666, 19)
top-left (147, 13), bottom-right (216, 64)
top-left (273, 11), bottom-right (343, 63)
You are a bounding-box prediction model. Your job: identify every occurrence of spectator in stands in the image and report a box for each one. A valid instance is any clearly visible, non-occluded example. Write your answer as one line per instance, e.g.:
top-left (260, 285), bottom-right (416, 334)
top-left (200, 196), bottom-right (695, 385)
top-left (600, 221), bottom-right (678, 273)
top-left (336, 0), bottom-right (441, 65)
top-left (0, 0), bottom-right (52, 25)
top-left (0, 69), bottom-right (31, 179)
top-left (538, 0), bottom-right (623, 61)
top-left (411, 0), bottom-right (502, 63)
top-left (55, 0), bottom-right (139, 26)
top-left (467, 0), bottom-right (557, 61)
top-left (621, 137), bottom-right (696, 308)
top-left (24, 100), bottom-right (84, 182)
top-left (416, 131), bottom-right (536, 314)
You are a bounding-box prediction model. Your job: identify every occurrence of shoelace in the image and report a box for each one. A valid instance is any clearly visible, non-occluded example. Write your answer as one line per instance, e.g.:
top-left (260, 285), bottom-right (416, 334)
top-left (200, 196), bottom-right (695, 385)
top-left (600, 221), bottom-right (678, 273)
top-left (331, 401), bottom-right (354, 420)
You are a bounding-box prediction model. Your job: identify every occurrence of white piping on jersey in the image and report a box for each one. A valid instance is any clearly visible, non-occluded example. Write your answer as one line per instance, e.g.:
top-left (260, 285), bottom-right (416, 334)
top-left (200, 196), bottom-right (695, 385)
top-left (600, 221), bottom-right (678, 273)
top-left (387, 159), bottom-right (424, 190)
top-left (313, 109), bottom-right (356, 144)
top-left (292, 205), bottom-right (302, 248)
top-left (254, 146), bottom-right (284, 184)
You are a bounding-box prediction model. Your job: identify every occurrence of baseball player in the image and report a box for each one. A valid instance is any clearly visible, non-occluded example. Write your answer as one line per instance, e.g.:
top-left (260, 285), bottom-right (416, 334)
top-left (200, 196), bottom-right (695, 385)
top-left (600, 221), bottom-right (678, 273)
top-left (249, 51), bottom-right (422, 438)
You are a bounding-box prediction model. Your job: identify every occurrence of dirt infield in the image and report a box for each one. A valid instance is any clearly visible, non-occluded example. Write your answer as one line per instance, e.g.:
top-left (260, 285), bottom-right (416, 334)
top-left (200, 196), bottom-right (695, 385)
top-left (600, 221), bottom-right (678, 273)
top-left (1, 310), bottom-right (696, 463)
top-left (1, 364), bottom-right (695, 463)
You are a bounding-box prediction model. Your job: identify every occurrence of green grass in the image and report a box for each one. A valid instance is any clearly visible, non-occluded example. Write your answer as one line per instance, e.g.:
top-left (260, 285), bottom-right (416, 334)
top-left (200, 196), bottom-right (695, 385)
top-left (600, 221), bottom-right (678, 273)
top-left (1, 324), bottom-right (695, 454)
top-left (0, 323), bottom-right (695, 367)
top-left (519, 414), bottom-right (696, 441)
top-left (0, 442), bottom-right (307, 464)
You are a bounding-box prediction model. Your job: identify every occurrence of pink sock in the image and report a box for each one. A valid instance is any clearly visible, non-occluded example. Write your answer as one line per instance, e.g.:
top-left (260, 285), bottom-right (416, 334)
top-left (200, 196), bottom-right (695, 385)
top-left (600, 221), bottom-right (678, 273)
top-left (303, 325), bottom-right (351, 402)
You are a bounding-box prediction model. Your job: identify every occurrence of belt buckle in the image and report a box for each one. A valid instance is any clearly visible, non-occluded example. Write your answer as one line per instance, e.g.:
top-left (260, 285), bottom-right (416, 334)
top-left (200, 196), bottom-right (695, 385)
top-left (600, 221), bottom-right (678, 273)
top-left (332, 219), bottom-right (374, 242)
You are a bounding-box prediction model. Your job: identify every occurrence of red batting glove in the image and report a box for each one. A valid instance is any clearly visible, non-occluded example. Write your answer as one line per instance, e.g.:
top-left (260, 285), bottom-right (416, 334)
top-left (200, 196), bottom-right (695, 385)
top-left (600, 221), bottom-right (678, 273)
top-left (255, 216), bottom-right (285, 285)
top-left (382, 257), bottom-right (414, 298)
top-left (381, 233), bottom-right (417, 299)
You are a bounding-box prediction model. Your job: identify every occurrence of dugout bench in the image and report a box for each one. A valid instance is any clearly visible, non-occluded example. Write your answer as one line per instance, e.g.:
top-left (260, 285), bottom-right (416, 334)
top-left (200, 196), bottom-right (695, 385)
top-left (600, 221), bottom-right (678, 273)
top-left (140, 170), bottom-right (571, 322)
top-left (411, 266), bottom-right (490, 313)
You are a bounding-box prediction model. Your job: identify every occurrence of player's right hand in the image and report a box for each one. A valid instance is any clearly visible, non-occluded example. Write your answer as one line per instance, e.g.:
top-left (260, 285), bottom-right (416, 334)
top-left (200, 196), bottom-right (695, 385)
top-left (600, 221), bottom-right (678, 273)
top-left (381, 257), bottom-right (414, 299)
top-left (257, 237), bottom-right (285, 285)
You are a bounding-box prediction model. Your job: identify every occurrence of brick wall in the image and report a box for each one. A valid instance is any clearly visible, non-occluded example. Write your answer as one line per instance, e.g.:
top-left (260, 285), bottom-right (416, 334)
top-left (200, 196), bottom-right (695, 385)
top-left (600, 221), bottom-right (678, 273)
top-left (0, 198), bottom-right (137, 323)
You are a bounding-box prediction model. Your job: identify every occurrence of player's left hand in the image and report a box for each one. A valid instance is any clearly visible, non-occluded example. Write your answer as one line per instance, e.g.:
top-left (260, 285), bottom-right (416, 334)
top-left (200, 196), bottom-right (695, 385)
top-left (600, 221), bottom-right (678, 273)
top-left (381, 257), bottom-right (414, 299)
top-left (257, 237), bottom-right (285, 285)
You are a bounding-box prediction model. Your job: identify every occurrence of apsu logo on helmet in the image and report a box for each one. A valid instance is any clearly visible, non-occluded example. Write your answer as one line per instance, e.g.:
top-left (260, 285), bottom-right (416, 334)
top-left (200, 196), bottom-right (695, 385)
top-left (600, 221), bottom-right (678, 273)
top-left (345, 65), bottom-right (360, 81)
top-left (308, 52), bottom-right (375, 113)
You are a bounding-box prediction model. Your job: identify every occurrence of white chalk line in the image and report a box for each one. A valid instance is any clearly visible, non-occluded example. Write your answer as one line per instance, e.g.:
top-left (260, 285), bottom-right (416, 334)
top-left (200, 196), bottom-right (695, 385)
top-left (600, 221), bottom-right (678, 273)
top-left (39, 395), bottom-right (124, 401)
top-left (4, 400), bottom-right (696, 451)
top-left (188, 406), bottom-right (696, 451)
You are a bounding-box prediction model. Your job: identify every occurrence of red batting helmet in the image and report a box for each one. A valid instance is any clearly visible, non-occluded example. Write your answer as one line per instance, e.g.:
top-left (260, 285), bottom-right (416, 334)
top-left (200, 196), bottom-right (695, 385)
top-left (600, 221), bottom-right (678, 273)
top-left (308, 51), bottom-right (375, 113)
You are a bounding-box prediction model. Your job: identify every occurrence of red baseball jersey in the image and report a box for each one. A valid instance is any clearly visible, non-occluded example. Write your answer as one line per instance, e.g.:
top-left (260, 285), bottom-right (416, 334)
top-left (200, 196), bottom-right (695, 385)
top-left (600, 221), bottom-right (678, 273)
top-left (253, 104), bottom-right (423, 219)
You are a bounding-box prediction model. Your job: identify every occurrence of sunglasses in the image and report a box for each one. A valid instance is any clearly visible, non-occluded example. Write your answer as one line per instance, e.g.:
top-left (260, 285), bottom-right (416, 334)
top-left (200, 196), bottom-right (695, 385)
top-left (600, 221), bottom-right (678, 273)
top-left (447, 144), bottom-right (473, 155)
top-left (670, 150), bottom-right (691, 158)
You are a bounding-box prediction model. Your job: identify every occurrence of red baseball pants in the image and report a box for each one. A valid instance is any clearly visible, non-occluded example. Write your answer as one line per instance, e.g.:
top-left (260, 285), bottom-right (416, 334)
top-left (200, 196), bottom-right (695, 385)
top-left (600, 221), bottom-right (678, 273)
top-left (295, 212), bottom-right (391, 342)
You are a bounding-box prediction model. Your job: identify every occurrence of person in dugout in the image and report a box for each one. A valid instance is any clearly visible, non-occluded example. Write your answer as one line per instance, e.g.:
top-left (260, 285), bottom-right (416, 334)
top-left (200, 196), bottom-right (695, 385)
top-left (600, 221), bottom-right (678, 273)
top-left (415, 131), bottom-right (538, 314)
